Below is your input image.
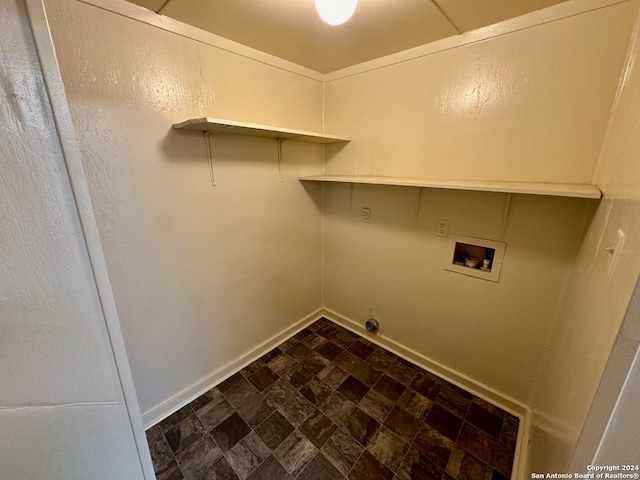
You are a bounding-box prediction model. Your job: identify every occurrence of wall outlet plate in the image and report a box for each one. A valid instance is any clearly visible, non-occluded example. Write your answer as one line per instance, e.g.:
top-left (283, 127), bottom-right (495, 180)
top-left (361, 207), bottom-right (371, 223)
top-left (437, 219), bottom-right (448, 237)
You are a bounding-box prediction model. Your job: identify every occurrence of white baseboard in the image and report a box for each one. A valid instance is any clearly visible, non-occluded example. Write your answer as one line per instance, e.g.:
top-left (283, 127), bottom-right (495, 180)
top-left (320, 307), bottom-right (532, 480)
top-left (142, 309), bottom-right (323, 428)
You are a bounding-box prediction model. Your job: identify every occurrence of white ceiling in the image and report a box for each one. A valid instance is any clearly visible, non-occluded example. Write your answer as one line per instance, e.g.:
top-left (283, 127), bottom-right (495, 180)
top-left (127, 0), bottom-right (570, 73)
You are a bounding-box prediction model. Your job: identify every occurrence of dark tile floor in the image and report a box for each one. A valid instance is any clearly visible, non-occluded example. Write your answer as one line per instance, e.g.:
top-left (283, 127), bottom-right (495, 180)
top-left (146, 318), bottom-right (519, 480)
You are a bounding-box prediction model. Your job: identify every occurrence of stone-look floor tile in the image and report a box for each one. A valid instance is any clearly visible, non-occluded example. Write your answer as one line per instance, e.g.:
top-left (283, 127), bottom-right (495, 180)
top-left (247, 366), bottom-right (279, 392)
top-left (236, 396), bottom-right (274, 429)
top-left (318, 365), bottom-right (349, 389)
top-left (159, 405), bottom-right (194, 432)
top-left (225, 433), bottom-right (270, 480)
top-left (386, 361), bottom-right (418, 386)
top-left (223, 381), bottom-right (273, 428)
top-left (373, 374), bottom-right (406, 402)
top-left (359, 388), bottom-right (395, 424)
top-left (316, 323), bottom-right (340, 339)
top-left (273, 430), bottom-right (318, 477)
top-left (300, 377), bottom-right (332, 405)
top-left (436, 385), bottom-right (472, 419)
top-left (254, 411), bottom-right (294, 451)
top-left (344, 407), bottom-right (380, 446)
top-left (280, 364), bottom-right (314, 389)
top-left (331, 330), bottom-right (359, 349)
top-left (397, 388), bottom-right (433, 420)
top-left (211, 413), bottom-right (251, 453)
top-left (425, 404), bottom-right (464, 442)
top-left (165, 414), bottom-right (208, 454)
top-left (383, 406), bottom-right (420, 443)
top-left (278, 338), bottom-right (299, 352)
top-left (494, 441), bottom-right (516, 477)
top-left (297, 452), bottom-right (344, 480)
top-left (175, 435), bottom-right (223, 480)
top-left (302, 332), bottom-right (329, 350)
top-left (300, 409), bottom-right (338, 448)
top-left (197, 396), bottom-right (235, 431)
top-left (189, 389), bottom-right (219, 412)
top-left (146, 424), bottom-right (174, 470)
top-left (457, 423), bottom-right (497, 465)
top-left (263, 379), bottom-right (297, 410)
top-left (410, 373), bottom-right (442, 400)
top-left (155, 460), bottom-right (184, 480)
top-left (219, 373), bottom-right (245, 394)
top-left (224, 379), bottom-right (259, 410)
top-left (266, 353), bottom-right (296, 374)
top-left (456, 450), bottom-right (493, 480)
top-left (246, 455), bottom-right (292, 480)
top-left (334, 352), bottom-right (382, 386)
top-left (302, 352), bottom-right (331, 375)
top-left (286, 342), bottom-right (313, 361)
top-left (241, 360), bottom-right (266, 379)
top-left (260, 347), bottom-right (282, 364)
top-left (471, 397), bottom-right (505, 417)
top-left (348, 340), bottom-right (375, 360)
top-left (200, 458), bottom-right (239, 480)
top-left (500, 416), bottom-right (519, 448)
top-left (319, 391), bottom-right (356, 427)
top-left (492, 469), bottom-right (510, 480)
top-left (413, 425), bottom-right (454, 469)
top-left (317, 341), bottom-right (344, 361)
top-left (442, 381), bottom-right (473, 399)
top-left (367, 349), bottom-right (398, 372)
top-left (338, 375), bottom-right (370, 403)
top-left (278, 390), bottom-right (316, 427)
top-left (396, 448), bottom-right (444, 480)
top-left (466, 403), bottom-right (503, 439)
top-left (321, 428), bottom-right (364, 476)
top-left (367, 426), bottom-right (409, 472)
top-left (445, 446), bottom-right (466, 478)
top-left (294, 327), bottom-right (313, 341)
top-left (348, 450), bottom-right (394, 480)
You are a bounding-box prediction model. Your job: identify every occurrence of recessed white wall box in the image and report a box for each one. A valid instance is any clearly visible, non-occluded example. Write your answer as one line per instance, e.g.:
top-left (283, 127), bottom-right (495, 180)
top-left (444, 236), bottom-right (507, 283)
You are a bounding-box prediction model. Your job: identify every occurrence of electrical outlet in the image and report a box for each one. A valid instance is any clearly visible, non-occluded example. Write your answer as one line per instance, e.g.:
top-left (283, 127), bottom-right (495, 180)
top-left (437, 219), bottom-right (448, 237)
top-left (361, 207), bottom-right (371, 223)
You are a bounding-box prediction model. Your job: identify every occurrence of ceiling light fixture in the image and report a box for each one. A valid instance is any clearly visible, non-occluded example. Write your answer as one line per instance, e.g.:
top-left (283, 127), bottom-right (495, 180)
top-left (315, 0), bottom-right (358, 26)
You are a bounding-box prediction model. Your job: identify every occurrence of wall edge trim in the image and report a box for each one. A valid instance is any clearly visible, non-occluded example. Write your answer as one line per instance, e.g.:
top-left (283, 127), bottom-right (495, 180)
top-left (320, 307), bottom-right (532, 479)
top-left (142, 309), bottom-right (324, 429)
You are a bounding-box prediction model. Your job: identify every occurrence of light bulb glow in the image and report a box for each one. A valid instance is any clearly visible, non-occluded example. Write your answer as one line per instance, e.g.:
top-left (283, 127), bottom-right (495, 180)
top-left (315, 0), bottom-right (357, 26)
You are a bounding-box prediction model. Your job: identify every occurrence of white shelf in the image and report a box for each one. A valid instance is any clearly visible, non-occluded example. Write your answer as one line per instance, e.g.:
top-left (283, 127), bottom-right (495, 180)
top-left (298, 175), bottom-right (602, 199)
top-left (173, 117), bottom-right (350, 144)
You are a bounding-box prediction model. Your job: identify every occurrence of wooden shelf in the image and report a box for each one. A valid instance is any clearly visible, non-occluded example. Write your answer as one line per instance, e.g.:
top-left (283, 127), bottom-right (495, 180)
top-left (298, 175), bottom-right (602, 199)
top-left (173, 117), bottom-right (350, 144)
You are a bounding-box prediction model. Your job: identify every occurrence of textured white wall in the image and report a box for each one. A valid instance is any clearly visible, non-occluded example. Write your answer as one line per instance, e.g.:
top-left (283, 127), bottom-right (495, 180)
top-left (324, 2), bottom-right (637, 184)
top-left (44, 0), bottom-right (326, 419)
top-left (0, 0), bottom-right (146, 478)
top-left (530, 9), bottom-right (640, 469)
top-left (322, 0), bottom-right (638, 408)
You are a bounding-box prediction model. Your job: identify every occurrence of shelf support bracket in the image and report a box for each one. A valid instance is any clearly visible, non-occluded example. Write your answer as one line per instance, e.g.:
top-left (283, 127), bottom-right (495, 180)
top-left (204, 131), bottom-right (216, 186)
top-left (276, 138), bottom-right (285, 182)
